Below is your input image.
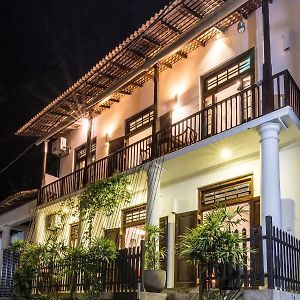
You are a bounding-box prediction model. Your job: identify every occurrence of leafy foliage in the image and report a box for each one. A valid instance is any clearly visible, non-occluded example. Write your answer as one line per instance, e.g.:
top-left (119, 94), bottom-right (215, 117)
top-left (179, 205), bottom-right (249, 300)
top-left (180, 206), bottom-right (248, 268)
top-left (12, 238), bottom-right (117, 300)
top-left (79, 172), bottom-right (132, 241)
top-left (144, 224), bottom-right (166, 270)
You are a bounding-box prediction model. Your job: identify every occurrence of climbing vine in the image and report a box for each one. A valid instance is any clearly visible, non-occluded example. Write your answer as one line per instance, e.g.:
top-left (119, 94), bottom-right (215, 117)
top-left (78, 172), bottom-right (132, 241)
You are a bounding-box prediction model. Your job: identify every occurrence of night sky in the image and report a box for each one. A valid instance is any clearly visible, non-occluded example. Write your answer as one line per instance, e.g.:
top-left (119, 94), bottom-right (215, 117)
top-left (0, 0), bottom-right (168, 200)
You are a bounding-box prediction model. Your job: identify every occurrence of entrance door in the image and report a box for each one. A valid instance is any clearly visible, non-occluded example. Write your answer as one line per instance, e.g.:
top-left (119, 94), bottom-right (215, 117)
top-left (174, 211), bottom-right (199, 287)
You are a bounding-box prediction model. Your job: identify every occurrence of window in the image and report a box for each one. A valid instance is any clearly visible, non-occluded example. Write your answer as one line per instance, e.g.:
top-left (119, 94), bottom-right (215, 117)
top-left (202, 48), bottom-right (255, 107)
top-left (69, 223), bottom-right (79, 247)
top-left (122, 204), bottom-right (146, 248)
top-left (125, 106), bottom-right (154, 137)
top-left (74, 138), bottom-right (96, 170)
top-left (198, 175), bottom-right (253, 211)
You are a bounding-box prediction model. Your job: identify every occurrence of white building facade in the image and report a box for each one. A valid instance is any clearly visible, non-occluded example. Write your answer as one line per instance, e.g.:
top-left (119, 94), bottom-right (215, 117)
top-left (13, 0), bottom-right (300, 290)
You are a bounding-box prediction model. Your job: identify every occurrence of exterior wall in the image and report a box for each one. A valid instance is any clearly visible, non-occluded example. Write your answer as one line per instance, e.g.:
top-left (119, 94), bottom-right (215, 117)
top-left (35, 172), bottom-right (148, 245)
top-left (57, 10), bottom-right (258, 177)
top-left (55, 0), bottom-right (300, 179)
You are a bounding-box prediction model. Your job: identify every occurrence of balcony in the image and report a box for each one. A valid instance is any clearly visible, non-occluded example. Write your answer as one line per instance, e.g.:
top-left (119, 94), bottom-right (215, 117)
top-left (38, 70), bottom-right (300, 205)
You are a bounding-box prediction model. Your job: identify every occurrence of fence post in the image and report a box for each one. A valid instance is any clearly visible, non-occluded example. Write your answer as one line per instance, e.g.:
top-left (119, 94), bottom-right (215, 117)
top-left (266, 215), bottom-right (275, 289)
top-left (140, 240), bottom-right (145, 292)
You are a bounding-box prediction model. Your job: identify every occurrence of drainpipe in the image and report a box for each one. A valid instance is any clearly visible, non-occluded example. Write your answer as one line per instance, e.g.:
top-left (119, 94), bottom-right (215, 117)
top-left (262, 0), bottom-right (274, 114)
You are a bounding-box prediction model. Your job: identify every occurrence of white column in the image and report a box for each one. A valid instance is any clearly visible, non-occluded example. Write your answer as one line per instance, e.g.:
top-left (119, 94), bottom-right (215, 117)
top-left (145, 165), bottom-right (161, 226)
top-left (259, 122), bottom-right (282, 229)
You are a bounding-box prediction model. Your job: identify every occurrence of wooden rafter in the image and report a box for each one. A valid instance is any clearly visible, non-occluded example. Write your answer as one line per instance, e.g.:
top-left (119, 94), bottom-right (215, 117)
top-left (176, 51), bottom-right (188, 59)
top-left (142, 35), bottom-right (161, 47)
top-left (161, 20), bottom-right (182, 34)
top-left (16, 0), bottom-right (263, 137)
top-left (181, 3), bottom-right (203, 19)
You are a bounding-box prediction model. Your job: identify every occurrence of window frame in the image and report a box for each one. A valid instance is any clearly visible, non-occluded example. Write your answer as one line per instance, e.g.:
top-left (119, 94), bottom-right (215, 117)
top-left (69, 222), bottom-right (80, 247)
top-left (198, 174), bottom-right (254, 213)
top-left (201, 48), bottom-right (255, 107)
top-left (125, 105), bottom-right (154, 138)
top-left (74, 138), bottom-right (97, 170)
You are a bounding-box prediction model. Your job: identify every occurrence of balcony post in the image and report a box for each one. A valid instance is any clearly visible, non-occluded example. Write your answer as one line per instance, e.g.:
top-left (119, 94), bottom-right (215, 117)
top-left (151, 64), bottom-right (159, 159)
top-left (259, 122), bottom-right (282, 229)
top-left (262, 0), bottom-right (274, 114)
top-left (83, 114), bottom-right (93, 185)
top-left (41, 140), bottom-right (48, 186)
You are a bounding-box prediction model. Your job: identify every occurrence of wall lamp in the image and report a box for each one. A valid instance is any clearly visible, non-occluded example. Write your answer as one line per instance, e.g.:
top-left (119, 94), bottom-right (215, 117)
top-left (237, 12), bottom-right (246, 33)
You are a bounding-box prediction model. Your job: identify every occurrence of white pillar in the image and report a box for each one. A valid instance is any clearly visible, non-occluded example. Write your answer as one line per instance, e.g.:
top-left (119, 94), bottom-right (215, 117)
top-left (259, 122), bottom-right (282, 229)
top-left (145, 165), bottom-right (160, 226)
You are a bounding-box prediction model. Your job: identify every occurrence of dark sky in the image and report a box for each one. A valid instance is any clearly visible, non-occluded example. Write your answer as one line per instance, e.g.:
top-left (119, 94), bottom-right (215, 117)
top-left (0, 0), bottom-right (168, 200)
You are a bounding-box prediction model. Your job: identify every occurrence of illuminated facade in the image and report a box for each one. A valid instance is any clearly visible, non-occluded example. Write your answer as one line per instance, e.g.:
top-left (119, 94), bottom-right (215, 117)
top-left (9, 0), bottom-right (300, 289)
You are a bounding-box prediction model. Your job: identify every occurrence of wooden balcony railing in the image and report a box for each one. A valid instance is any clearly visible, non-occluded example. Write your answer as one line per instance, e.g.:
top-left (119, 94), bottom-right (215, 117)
top-left (38, 70), bottom-right (300, 205)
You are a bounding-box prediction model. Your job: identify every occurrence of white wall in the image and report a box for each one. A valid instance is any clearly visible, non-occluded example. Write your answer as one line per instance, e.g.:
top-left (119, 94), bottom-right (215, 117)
top-left (45, 0), bottom-right (300, 180)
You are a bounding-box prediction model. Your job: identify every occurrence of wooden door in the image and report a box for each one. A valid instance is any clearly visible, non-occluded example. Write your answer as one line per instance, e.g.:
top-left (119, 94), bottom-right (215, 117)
top-left (108, 136), bottom-right (125, 176)
top-left (175, 211), bottom-right (199, 287)
top-left (159, 216), bottom-right (168, 273)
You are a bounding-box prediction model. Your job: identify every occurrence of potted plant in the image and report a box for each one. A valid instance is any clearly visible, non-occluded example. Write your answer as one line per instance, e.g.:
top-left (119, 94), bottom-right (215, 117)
top-left (179, 205), bottom-right (249, 300)
top-left (144, 224), bottom-right (166, 293)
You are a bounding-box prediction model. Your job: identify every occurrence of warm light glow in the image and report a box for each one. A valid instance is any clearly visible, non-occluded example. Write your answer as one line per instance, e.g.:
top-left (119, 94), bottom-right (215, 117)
top-left (105, 133), bottom-right (110, 146)
top-left (62, 207), bottom-right (70, 214)
top-left (80, 118), bottom-right (90, 132)
top-left (220, 148), bottom-right (232, 159)
top-left (135, 229), bottom-right (146, 236)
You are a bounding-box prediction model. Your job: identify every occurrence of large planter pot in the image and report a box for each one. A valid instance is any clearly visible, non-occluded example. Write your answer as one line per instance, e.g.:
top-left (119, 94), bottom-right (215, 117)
top-left (144, 269), bottom-right (166, 293)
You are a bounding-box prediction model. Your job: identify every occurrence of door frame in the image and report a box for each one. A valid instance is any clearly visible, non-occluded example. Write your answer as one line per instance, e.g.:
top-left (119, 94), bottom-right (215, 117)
top-left (174, 210), bottom-right (200, 287)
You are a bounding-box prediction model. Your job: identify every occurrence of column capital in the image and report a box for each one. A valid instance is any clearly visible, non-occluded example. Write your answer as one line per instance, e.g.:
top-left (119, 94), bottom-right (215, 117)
top-left (258, 122), bottom-right (281, 143)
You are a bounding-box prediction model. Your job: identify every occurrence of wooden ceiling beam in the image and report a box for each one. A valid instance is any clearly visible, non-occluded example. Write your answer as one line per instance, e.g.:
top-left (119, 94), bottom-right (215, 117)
top-left (109, 98), bottom-right (120, 103)
top-left (160, 62), bottom-right (172, 69)
top-left (110, 61), bottom-right (131, 72)
top-left (142, 35), bottom-right (161, 47)
top-left (130, 81), bottom-right (143, 88)
top-left (161, 20), bottom-right (182, 34)
top-left (100, 104), bottom-right (111, 109)
top-left (119, 90), bottom-right (131, 95)
top-left (87, 82), bottom-right (108, 90)
top-left (181, 3), bottom-right (203, 19)
top-left (144, 73), bottom-right (154, 80)
top-left (99, 72), bottom-right (117, 80)
top-left (50, 111), bottom-right (69, 117)
top-left (194, 38), bottom-right (206, 47)
top-left (176, 51), bottom-right (188, 59)
top-left (128, 48), bottom-right (147, 60)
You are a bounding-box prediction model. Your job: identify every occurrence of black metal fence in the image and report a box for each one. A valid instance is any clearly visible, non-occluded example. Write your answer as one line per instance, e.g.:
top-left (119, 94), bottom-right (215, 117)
top-left (0, 249), bottom-right (19, 297)
top-left (202, 216), bottom-right (300, 293)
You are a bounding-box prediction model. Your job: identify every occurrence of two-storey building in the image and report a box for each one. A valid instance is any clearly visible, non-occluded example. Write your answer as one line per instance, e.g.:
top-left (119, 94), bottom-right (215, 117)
top-left (14, 0), bottom-right (300, 289)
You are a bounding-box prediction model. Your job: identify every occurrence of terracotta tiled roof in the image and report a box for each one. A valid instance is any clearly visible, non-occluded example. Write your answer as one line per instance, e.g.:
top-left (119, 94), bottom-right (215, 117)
top-left (16, 0), bottom-right (261, 138)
